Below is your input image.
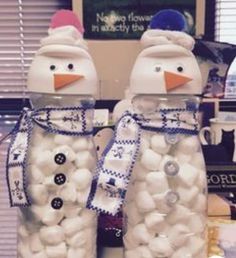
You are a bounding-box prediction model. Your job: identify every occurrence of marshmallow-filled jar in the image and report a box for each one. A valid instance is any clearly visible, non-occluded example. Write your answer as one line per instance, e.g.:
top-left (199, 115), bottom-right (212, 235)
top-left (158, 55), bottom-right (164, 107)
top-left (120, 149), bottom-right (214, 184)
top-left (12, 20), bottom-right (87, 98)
top-left (123, 94), bottom-right (207, 258)
top-left (6, 10), bottom-right (98, 258)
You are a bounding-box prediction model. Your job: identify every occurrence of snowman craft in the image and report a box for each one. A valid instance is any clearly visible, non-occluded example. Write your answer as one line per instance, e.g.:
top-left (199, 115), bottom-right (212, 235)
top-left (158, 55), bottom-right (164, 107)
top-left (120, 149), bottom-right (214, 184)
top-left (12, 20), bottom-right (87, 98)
top-left (87, 10), bottom-right (207, 258)
top-left (6, 10), bottom-right (98, 258)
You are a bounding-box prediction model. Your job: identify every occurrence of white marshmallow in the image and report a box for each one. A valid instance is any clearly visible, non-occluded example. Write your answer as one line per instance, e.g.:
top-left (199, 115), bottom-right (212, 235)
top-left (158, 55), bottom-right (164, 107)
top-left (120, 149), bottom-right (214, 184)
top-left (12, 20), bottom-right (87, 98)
top-left (175, 152), bottom-right (191, 164)
top-left (196, 169), bottom-right (207, 189)
top-left (46, 242), bottom-right (67, 258)
top-left (137, 246), bottom-right (154, 258)
top-left (30, 205), bottom-right (44, 222)
top-left (35, 150), bottom-right (57, 175)
top-left (132, 223), bottom-right (154, 244)
top-left (191, 193), bottom-right (207, 213)
top-left (123, 231), bottom-right (139, 250)
top-left (188, 214), bottom-right (205, 234)
top-left (152, 193), bottom-right (173, 214)
top-left (77, 189), bottom-right (90, 205)
top-left (64, 203), bottom-right (82, 218)
top-left (166, 205), bottom-right (191, 224)
top-left (171, 247), bottom-right (192, 258)
top-left (39, 225), bottom-right (65, 245)
top-left (167, 224), bottom-right (190, 248)
top-left (32, 251), bottom-right (48, 258)
top-left (68, 248), bottom-right (86, 258)
top-left (59, 183), bottom-right (77, 203)
top-left (18, 241), bottom-right (32, 258)
top-left (72, 137), bottom-right (89, 152)
top-left (177, 186), bottom-right (199, 205)
top-left (43, 175), bottom-right (58, 191)
top-left (149, 237), bottom-right (174, 257)
top-left (53, 145), bottom-right (76, 162)
top-left (61, 216), bottom-right (84, 237)
top-left (187, 236), bottom-right (205, 255)
top-left (29, 233), bottom-right (44, 252)
top-left (141, 149), bottom-right (162, 171)
top-left (176, 136), bottom-right (199, 155)
top-left (140, 137), bottom-right (150, 154)
top-left (80, 209), bottom-right (96, 227)
top-left (133, 181), bottom-right (147, 192)
top-left (151, 134), bottom-right (170, 155)
top-left (41, 206), bottom-right (64, 226)
top-left (134, 162), bottom-right (149, 181)
top-left (75, 151), bottom-right (95, 170)
top-left (126, 183), bottom-right (135, 203)
top-left (54, 134), bottom-right (73, 145)
top-left (18, 225), bottom-right (29, 239)
top-left (70, 168), bottom-right (92, 190)
top-left (178, 163), bottom-right (199, 187)
top-left (146, 171), bottom-right (169, 194)
top-left (28, 165), bottom-right (45, 184)
top-left (191, 152), bottom-right (205, 170)
top-left (66, 230), bottom-right (87, 248)
top-left (144, 211), bottom-right (165, 229)
top-left (124, 202), bottom-right (143, 225)
top-left (135, 191), bottom-right (155, 213)
top-left (125, 249), bottom-right (141, 258)
top-left (27, 184), bottom-right (49, 205)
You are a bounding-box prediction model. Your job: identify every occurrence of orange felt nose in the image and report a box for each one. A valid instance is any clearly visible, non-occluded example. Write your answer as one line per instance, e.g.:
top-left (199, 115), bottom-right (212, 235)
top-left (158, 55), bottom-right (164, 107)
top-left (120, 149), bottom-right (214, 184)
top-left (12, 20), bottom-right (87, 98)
top-left (164, 71), bottom-right (192, 91)
top-left (54, 74), bottom-right (84, 90)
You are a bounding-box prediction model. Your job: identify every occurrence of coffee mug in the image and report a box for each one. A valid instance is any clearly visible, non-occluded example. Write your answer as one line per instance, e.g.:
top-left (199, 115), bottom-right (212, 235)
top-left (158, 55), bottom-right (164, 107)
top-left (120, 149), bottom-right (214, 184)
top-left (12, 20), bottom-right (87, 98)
top-left (200, 118), bottom-right (236, 162)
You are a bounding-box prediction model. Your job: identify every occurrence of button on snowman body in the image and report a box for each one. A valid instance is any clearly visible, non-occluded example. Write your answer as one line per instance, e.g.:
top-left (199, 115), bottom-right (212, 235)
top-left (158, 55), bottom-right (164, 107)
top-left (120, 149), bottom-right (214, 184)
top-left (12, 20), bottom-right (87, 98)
top-left (123, 10), bottom-right (208, 258)
top-left (11, 10), bottom-right (98, 258)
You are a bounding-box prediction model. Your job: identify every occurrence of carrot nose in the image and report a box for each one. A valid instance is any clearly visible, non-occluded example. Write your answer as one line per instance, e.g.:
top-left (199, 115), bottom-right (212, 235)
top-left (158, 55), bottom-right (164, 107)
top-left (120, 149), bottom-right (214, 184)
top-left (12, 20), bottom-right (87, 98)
top-left (164, 71), bottom-right (192, 91)
top-left (54, 74), bottom-right (84, 90)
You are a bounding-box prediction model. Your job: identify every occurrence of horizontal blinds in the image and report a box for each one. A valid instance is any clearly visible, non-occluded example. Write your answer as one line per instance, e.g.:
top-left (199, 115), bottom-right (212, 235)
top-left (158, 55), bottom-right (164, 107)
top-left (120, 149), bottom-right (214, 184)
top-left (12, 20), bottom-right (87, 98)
top-left (215, 0), bottom-right (236, 44)
top-left (0, 0), bottom-right (72, 96)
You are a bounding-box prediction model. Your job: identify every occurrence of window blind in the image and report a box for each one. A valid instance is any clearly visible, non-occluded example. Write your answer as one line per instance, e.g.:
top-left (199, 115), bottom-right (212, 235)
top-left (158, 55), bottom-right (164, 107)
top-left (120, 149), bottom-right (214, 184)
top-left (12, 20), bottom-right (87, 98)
top-left (0, 0), bottom-right (72, 97)
top-left (215, 0), bottom-right (236, 44)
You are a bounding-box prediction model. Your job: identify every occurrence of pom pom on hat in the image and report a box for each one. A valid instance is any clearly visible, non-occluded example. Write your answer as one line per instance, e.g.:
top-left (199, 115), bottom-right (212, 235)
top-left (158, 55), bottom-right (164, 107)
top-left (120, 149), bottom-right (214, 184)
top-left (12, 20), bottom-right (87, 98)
top-left (50, 10), bottom-right (84, 34)
top-left (150, 9), bottom-right (187, 32)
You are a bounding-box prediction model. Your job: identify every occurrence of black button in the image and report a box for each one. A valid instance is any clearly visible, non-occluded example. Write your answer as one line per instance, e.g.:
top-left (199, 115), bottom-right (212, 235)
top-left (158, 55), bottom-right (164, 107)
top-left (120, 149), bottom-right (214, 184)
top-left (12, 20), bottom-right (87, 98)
top-left (54, 153), bottom-right (66, 165)
top-left (54, 173), bottom-right (66, 185)
top-left (51, 197), bottom-right (63, 210)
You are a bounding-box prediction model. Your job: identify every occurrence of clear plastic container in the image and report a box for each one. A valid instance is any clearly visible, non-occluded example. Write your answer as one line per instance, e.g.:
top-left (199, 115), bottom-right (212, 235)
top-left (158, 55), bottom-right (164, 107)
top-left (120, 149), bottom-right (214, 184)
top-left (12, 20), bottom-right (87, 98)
top-left (123, 94), bottom-right (207, 258)
top-left (17, 93), bottom-right (97, 258)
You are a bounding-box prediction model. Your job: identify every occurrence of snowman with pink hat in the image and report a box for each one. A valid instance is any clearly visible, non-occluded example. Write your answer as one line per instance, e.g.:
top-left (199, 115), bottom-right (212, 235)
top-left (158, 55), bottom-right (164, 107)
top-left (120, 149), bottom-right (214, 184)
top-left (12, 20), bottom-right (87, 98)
top-left (7, 10), bottom-right (98, 258)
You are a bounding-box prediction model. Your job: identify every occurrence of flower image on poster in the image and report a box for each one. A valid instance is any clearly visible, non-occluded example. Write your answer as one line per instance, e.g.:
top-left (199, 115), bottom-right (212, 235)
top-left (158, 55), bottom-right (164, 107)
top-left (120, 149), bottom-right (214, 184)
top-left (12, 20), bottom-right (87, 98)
top-left (83, 0), bottom-right (196, 39)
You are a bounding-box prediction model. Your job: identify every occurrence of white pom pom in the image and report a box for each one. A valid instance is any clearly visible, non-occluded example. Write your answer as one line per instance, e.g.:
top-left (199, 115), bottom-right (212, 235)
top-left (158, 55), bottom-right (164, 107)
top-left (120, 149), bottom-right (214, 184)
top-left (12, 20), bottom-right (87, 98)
top-left (72, 137), bottom-right (89, 152)
top-left (146, 171), bottom-right (169, 194)
top-left (141, 149), bottom-right (162, 171)
top-left (70, 168), bottom-right (92, 190)
top-left (151, 134), bottom-right (170, 155)
top-left (132, 223), bottom-right (154, 244)
top-left (29, 233), bottom-right (44, 252)
top-left (27, 184), bottom-right (49, 205)
top-left (149, 237), bottom-right (174, 257)
top-left (46, 242), bottom-right (67, 258)
top-left (54, 134), bottom-right (73, 145)
top-left (39, 225), bottom-right (65, 245)
top-left (61, 217), bottom-right (84, 237)
top-left (135, 191), bottom-right (155, 213)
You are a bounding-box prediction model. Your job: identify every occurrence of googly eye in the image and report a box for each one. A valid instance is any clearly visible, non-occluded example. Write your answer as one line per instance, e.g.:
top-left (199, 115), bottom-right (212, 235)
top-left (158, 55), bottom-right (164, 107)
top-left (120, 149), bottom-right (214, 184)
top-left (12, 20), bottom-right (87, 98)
top-left (177, 66), bottom-right (184, 72)
top-left (50, 64), bottom-right (56, 71)
top-left (67, 63), bottom-right (74, 71)
top-left (155, 66), bottom-right (162, 72)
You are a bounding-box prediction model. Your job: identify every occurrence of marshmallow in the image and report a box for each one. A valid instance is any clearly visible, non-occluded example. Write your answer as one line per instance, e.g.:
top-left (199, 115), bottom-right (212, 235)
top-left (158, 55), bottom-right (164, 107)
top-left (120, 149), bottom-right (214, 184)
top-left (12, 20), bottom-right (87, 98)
top-left (28, 165), bottom-right (45, 184)
top-left (68, 248), bottom-right (86, 258)
top-left (166, 205), bottom-right (191, 224)
top-left (54, 134), bottom-right (73, 145)
top-left (187, 236), bottom-right (205, 255)
top-left (191, 152), bottom-right (206, 170)
top-left (30, 205), bottom-right (44, 222)
top-left (135, 190), bottom-right (155, 213)
top-left (139, 137), bottom-right (150, 154)
top-left (43, 175), bottom-right (58, 191)
top-left (176, 136), bottom-right (200, 155)
top-left (27, 184), bottom-right (49, 205)
top-left (66, 230), bottom-right (87, 247)
top-left (175, 152), bottom-right (191, 164)
top-left (146, 171), bottom-right (169, 194)
top-left (39, 225), bottom-right (65, 245)
top-left (144, 211), bottom-right (165, 229)
top-left (124, 202), bottom-right (143, 225)
top-left (53, 145), bottom-right (76, 162)
top-left (18, 241), bottom-right (32, 258)
top-left (125, 249), bottom-right (141, 258)
top-left (41, 205), bottom-right (64, 226)
top-left (177, 163), bottom-right (199, 187)
top-left (151, 134), bottom-right (170, 155)
top-left (80, 209), bottom-right (96, 227)
top-left (177, 186), bottom-right (199, 205)
top-left (171, 247), bottom-right (192, 258)
top-left (137, 246), bottom-right (154, 258)
top-left (132, 223), bottom-right (154, 244)
top-left (123, 231), bottom-right (139, 250)
top-left (152, 193), bottom-right (173, 214)
top-left (61, 216), bottom-right (84, 237)
top-left (167, 224), bottom-right (190, 248)
top-left (196, 169), bottom-right (207, 189)
top-left (32, 251), bottom-right (48, 258)
top-left (191, 193), bottom-right (207, 213)
top-left (133, 181), bottom-right (147, 192)
top-left (59, 183), bottom-right (77, 203)
top-left (72, 137), bottom-right (89, 152)
top-left (75, 150), bottom-right (95, 170)
top-left (70, 168), bottom-right (92, 190)
top-left (141, 149), bottom-right (162, 171)
top-left (46, 242), bottom-right (67, 258)
top-left (35, 150), bottom-right (57, 175)
top-left (188, 214), bottom-right (205, 234)
top-left (149, 237), bottom-right (174, 257)
top-left (134, 162), bottom-right (149, 181)
top-left (18, 225), bottom-right (29, 239)
top-left (77, 189), bottom-right (90, 205)
top-left (125, 183), bottom-right (135, 203)
top-left (29, 233), bottom-right (44, 252)
top-left (64, 203), bottom-right (82, 218)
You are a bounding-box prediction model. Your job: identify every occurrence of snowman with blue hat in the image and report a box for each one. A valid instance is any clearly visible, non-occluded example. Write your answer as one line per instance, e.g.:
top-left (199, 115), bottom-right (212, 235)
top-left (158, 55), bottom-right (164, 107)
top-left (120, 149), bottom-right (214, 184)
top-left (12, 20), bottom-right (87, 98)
top-left (88, 9), bottom-right (207, 258)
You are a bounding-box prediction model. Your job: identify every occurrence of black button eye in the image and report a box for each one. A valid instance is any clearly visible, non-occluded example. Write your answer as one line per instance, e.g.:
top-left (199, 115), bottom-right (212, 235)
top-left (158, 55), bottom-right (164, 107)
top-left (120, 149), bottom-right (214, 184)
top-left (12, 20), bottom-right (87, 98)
top-left (96, 146), bottom-right (100, 151)
top-left (68, 63), bottom-right (74, 70)
top-left (177, 66), bottom-right (184, 72)
top-left (50, 65), bottom-right (56, 71)
top-left (51, 197), bottom-right (63, 210)
top-left (155, 66), bottom-right (161, 72)
top-left (54, 153), bottom-right (66, 165)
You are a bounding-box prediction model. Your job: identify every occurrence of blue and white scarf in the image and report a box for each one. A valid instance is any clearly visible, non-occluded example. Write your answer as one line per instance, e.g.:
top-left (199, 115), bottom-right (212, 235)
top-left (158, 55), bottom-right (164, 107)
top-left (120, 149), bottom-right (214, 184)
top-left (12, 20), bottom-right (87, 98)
top-left (87, 107), bottom-right (199, 215)
top-left (6, 106), bottom-right (94, 207)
